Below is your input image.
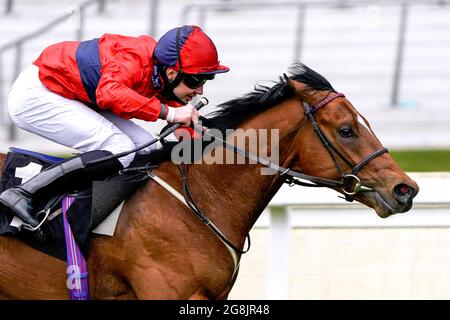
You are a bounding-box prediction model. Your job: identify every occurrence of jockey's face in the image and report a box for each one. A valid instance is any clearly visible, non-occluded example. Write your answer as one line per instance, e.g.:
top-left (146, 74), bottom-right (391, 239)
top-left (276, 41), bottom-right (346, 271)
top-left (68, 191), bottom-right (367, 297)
top-left (166, 68), bottom-right (204, 104)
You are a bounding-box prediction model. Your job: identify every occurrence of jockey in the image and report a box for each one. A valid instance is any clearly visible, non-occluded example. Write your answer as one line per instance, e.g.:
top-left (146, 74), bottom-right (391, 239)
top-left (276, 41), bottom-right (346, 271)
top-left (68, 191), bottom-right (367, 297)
top-left (0, 25), bottom-right (229, 230)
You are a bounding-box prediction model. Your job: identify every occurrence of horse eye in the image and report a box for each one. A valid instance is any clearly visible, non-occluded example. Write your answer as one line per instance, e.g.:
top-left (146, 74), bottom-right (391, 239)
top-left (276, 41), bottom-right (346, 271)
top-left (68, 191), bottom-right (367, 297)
top-left (339, 127), bottom-right (354, 138)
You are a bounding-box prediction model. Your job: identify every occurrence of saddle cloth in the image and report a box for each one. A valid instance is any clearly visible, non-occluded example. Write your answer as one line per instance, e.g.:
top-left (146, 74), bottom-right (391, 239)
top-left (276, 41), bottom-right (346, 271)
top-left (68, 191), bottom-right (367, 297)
top-left (0, 148), bottom-right (150, 261)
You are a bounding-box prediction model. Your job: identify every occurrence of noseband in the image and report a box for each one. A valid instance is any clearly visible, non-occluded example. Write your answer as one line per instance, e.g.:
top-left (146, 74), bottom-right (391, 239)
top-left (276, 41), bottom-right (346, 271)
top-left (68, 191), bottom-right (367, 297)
top-left (294, 92), bottom-right (388, 200)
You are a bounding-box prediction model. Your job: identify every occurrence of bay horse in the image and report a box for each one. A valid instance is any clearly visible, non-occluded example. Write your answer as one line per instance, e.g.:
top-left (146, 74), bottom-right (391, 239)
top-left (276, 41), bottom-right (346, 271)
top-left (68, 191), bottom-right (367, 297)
top-left (0, 63), bottom-right (418, 299)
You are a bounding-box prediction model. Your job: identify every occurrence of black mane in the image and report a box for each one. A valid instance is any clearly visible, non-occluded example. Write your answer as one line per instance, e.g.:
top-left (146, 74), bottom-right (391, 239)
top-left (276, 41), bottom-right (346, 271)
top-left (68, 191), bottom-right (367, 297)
top-left (289, 63), bottom-right (335, 92)
top-left (204, 62), bottom-right (335, 133)
top-left (145, 62), bottom-right (335, 164)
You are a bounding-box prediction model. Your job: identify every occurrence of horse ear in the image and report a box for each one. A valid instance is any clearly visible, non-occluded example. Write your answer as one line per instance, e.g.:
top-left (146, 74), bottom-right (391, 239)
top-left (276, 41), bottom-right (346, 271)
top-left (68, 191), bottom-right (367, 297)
top-left (283, 73), bottom-right (294, 89)
top-left (283, 73), bottom-right (310, 100)
top-left (283, 73), bottom-right (306, 98)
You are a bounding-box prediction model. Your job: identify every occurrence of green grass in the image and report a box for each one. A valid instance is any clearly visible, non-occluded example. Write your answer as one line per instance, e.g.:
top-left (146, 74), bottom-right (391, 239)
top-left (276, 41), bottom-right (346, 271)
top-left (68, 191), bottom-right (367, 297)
top-left (390, 149), bottom-right (450, 172)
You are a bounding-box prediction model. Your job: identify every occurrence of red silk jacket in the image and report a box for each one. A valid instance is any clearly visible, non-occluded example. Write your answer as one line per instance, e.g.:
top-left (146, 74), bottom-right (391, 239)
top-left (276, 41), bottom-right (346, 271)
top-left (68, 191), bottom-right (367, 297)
top-left (34, 34), bottom-right (182, 122)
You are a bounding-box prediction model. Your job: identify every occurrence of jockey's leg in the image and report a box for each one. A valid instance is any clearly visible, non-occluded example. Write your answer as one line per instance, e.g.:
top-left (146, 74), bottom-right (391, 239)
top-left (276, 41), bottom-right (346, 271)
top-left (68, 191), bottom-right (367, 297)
top-left (98, 111), bottom-right (159, 155)
top-left (0, 64), bottom-right (138, 228)
top-left (0, 150), bottom-right (123, 228)
top-left (8, 65), bottom-right (137, 168)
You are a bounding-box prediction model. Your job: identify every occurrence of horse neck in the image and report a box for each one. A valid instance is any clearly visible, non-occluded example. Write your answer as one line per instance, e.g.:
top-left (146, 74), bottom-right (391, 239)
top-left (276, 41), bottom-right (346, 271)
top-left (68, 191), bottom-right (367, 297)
top-left (185, 99), bottom-right (303, 248)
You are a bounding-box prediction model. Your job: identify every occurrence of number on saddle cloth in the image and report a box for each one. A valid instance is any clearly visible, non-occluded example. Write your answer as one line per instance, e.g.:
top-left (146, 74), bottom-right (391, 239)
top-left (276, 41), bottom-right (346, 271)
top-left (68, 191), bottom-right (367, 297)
top-left (0, 147), bottom-right (64, 192)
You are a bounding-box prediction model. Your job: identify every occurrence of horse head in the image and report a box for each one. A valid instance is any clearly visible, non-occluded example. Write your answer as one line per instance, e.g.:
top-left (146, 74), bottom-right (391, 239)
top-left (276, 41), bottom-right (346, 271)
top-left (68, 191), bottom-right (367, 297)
top-left (283, 63), bottom-right (419, 217)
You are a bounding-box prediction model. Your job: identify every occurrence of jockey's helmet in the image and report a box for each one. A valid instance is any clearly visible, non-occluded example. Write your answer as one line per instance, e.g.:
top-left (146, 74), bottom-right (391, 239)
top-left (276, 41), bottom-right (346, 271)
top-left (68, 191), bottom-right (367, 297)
top-left (154, 25), bottom-right (229, 76)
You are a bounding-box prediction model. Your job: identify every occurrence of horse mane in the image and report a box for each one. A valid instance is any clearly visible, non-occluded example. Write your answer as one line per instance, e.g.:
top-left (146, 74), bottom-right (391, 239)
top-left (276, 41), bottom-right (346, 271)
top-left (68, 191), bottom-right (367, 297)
top-left (144, 62), bottom-right (335, 164)
top-left (204, 62), bottom-right (335, 133)
top-left (289, 63), bottom-right (335, 92)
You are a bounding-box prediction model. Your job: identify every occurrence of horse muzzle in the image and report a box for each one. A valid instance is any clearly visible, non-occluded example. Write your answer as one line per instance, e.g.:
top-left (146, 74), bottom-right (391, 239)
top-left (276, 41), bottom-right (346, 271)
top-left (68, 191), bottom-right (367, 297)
top-left (358, 180), bottom-right (419, 218)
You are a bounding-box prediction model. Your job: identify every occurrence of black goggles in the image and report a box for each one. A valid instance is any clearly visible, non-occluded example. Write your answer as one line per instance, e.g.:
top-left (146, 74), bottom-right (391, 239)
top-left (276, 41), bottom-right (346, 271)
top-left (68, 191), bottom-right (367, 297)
top-left (182, 73), bottom-right (215, 89)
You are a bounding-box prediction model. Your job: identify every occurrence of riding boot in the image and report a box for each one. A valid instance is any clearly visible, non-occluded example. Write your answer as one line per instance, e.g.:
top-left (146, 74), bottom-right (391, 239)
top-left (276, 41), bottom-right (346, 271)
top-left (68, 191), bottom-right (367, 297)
top-left (0, 150), bottom-right (123, 229)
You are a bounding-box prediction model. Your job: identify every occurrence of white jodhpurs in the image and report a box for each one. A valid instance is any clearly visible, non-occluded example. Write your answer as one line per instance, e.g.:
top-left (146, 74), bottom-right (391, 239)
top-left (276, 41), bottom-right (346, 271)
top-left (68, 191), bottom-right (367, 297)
top-left (8, 65), bottom-right (157, 168)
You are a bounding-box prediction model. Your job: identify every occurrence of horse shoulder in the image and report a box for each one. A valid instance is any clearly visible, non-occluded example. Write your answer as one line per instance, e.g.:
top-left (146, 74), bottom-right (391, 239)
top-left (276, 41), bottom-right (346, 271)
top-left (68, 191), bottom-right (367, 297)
top-left (0, 237), bottom-right (67, 299)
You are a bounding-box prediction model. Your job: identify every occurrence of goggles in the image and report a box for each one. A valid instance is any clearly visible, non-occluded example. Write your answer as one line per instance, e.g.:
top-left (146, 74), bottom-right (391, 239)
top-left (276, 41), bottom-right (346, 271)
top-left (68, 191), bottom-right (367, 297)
top-left (182, 73), bottom-right (215, 89)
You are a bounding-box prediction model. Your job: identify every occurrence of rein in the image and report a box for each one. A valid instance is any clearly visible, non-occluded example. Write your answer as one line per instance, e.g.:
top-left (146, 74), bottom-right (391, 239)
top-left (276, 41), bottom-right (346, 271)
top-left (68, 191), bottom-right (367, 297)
top-left (190, 92), bottom-right (387, 200)
top-left (143, 92), bottom-right (388, 265)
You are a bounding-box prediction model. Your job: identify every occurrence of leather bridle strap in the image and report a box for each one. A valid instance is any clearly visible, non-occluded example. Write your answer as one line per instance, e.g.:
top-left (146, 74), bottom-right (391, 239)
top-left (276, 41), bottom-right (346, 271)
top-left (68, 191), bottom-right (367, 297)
top-left (192, 92), bottom-right (387, 196)
top-left (303, 93), bottom-right (388, 176)
top-left (303, 95), bottom-right (352, 177)
top-left (301, 92), bottom-right (388, 197)
top-left (351, 147), bottom-right (388, 175)
top-left (193, 124), bottom-right (346, 189)
top-left (308, 92), bottom-right (346, 113)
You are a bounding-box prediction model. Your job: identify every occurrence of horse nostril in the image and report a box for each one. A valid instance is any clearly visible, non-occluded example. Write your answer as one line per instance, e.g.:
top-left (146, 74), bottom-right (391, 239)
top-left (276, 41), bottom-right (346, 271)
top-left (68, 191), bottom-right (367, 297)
top-left (393, 183), bottom-right (415, 204)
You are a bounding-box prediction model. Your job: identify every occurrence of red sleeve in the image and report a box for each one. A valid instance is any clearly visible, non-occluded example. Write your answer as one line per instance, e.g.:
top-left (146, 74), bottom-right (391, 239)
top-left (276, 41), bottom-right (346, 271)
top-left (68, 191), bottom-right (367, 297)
top-left (96, 62), bottom-right (162, 121)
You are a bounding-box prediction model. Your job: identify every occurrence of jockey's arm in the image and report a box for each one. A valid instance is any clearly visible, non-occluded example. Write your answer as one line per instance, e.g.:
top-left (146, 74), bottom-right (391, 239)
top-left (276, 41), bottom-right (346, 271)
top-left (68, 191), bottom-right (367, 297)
top-left (96, 63), bottom-right (164, 121)
top-left (96, 63), bottom-right (198, 140)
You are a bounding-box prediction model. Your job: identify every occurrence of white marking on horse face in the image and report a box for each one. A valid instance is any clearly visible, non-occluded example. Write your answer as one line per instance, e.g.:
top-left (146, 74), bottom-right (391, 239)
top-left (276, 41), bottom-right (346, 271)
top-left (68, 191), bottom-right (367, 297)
top-left (357, 114), bottom-right (371, 132)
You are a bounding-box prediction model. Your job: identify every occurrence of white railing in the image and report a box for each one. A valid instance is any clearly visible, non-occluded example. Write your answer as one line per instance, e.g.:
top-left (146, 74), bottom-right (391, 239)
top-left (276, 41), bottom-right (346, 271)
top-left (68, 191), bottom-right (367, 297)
top-left (233, 172), bottom-right (450, 299)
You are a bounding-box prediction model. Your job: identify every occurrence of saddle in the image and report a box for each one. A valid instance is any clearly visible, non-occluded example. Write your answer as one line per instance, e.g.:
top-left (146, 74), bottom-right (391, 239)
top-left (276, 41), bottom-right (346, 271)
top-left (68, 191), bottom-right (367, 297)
top-left (0, 147), bottom-right (152, 260)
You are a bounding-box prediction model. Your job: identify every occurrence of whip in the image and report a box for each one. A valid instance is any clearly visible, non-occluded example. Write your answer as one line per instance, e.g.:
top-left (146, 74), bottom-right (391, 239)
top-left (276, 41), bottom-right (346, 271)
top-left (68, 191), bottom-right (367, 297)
top-left (85, 97), bottom-right (209, 165)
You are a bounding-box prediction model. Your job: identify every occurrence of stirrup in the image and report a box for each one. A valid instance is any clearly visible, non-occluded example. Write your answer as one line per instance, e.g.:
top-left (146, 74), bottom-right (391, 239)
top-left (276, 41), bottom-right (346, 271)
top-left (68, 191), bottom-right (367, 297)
top-left (22, 208), bottom-right (51, 232)
top-left (22, 194), bottom-right (64, 232)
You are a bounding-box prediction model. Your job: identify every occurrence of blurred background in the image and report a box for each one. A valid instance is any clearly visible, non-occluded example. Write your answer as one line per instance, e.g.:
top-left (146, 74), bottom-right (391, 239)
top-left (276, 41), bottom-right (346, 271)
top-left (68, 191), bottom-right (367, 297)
top-left (0, 0), bottom-right (449, 299)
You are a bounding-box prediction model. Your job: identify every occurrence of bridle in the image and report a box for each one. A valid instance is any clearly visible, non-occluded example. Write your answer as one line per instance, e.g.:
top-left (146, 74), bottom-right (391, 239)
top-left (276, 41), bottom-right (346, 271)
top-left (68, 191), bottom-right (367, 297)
top-left (190, 92), bottom-right (388, 203)
top-left (296, 92), bottom-right (388, 201)
top-left (168, 91), bottom-right (388, 256)
top-left (131, 92), bottom-right (389, 257)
